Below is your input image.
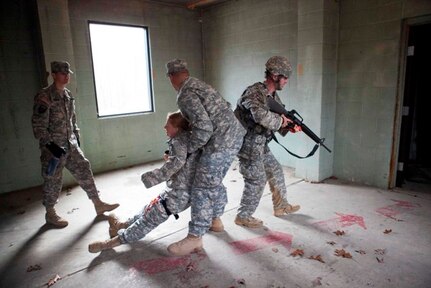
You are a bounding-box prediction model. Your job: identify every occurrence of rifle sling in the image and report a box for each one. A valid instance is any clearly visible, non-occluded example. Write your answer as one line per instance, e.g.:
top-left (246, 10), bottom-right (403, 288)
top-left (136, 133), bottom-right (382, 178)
top-left (271, 133), bottom-right (319, 159)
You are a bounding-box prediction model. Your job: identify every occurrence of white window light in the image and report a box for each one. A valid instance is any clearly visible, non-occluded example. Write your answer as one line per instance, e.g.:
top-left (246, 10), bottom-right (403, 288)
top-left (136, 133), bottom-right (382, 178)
top-left (89, 22), bottom-right (153, 117)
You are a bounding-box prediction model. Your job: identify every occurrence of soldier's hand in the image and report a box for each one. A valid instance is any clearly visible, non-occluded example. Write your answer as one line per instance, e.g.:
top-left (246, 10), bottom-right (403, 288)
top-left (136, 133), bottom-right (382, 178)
top-left (163, 150), bottom-right (169, 161)
top-left (46, 142), bottom-right (66, 158)
top-left (281, 115), bottom-right (293, 128)
top-left (289, 124), bottom-right (302, 133)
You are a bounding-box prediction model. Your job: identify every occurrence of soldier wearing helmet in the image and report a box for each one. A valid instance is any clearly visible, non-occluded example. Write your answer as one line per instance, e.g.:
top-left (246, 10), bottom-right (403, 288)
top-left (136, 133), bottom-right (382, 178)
top-left (234, 56), bottom-right (301, 228)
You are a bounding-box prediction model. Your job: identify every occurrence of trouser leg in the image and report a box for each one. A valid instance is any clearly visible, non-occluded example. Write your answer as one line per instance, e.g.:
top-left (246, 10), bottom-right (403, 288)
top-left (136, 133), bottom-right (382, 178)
top-left (263, 150), bottom-right (289, 209)
top-left (237, 157), bottom-right (266, 218)
top-left (40, 147), bottom-right (66, 207)
top-left (64, 146), bottom-right (99, 199)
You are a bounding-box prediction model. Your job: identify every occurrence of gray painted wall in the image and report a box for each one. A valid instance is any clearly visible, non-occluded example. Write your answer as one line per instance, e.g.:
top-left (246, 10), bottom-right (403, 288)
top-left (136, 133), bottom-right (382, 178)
top-left (2, 0), bottom-right (431, 194)
top-left (0, 0), bottom-right (202, 194)
top-left (202, 0), bottom-right (431, 188)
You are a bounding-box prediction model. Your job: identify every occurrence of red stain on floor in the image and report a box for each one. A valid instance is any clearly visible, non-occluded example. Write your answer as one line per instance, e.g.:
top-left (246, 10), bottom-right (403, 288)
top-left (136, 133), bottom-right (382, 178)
top-left (313, 213), bottom-right (367, 230)
top-left (376, 199), bottom-right (420, 220)
top-left (229, 231), bottom-right (292, 255)
top-left (131, 251), bottom-right (206, 275)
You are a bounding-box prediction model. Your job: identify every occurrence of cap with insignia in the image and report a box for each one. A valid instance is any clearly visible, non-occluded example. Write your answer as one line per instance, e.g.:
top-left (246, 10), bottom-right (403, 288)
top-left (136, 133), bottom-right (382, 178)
top-left (51, 61), bottom-right (74, 74)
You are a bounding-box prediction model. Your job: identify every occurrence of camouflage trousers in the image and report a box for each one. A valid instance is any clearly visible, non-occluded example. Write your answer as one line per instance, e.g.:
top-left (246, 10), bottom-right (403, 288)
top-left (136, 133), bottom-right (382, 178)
top-left (237, 148), bottom-right (290, 218)
top-left (188, 137), bottom-right (243, 237)
top-left (118, 189), bottom-right (190, 243)
top-left (40, 145), bottom-right (99, 207)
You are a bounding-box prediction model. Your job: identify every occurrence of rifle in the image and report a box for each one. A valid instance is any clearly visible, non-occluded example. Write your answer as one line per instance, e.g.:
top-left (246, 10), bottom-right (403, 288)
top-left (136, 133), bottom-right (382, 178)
top-left (266, 96), bottom-right (332, 153)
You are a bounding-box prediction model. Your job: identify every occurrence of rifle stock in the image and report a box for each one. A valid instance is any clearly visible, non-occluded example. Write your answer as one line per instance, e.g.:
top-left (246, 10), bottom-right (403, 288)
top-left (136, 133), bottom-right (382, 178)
top-left (267, 96), bottom-right (332, 153)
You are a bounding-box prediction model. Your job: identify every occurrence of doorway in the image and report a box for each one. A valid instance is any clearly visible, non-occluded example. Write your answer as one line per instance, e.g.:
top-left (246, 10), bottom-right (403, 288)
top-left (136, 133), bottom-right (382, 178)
top-left (396, 22), bottom-right (431, 191)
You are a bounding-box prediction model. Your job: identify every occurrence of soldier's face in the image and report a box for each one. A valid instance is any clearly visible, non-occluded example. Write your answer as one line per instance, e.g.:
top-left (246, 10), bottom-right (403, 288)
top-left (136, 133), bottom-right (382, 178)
top-left (164, 121), bottom-right (178, 138)
top-left (52, 72), bottom-right (70, 86)
top-left (275, 76), bottom-right (288, 90)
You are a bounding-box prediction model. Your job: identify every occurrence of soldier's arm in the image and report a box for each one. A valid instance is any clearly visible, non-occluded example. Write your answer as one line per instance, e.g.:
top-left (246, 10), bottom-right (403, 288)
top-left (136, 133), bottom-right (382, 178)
top-left (243, 91), bottom-right (282, 131)
top-left (31, 92), bottom-right (51, 145)
top-left (177, 89), bottom-right (213, 153)
top-left (71, 98), bottom-right (81, 144)
top-left (141, 135), bottom-right (187, 188)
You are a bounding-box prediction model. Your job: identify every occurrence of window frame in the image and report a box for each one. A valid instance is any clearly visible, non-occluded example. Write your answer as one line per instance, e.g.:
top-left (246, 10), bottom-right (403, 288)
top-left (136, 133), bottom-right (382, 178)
top-left (88, 21), bottom-right (154, 118)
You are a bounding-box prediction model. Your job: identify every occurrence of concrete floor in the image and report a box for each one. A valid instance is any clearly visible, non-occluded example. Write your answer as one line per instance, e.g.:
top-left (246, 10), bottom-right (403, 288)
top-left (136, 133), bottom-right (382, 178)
top-left (1, 160), bottom-right (431, 288)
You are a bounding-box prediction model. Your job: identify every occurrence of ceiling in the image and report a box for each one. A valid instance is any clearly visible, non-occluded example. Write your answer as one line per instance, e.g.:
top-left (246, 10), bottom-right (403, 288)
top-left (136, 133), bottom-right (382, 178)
top-left (151, 0), bottom-right (229, 10)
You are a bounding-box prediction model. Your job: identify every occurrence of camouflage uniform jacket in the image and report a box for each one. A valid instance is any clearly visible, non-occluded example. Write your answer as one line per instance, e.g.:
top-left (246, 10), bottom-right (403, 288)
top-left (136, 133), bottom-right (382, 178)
top-left (177, 77), bottom-right (244, 153)
top-left (141, 130), bottom-right (195, 190)
top-left (32, 84), bottom-right (80, 148)
top-left (235, 82), bottom-right (289, 159)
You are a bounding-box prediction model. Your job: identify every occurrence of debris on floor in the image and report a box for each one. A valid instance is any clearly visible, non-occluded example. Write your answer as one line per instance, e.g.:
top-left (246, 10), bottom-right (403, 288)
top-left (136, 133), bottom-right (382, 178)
top-left (290, 248), bottom-right (304, 257)
top-left (312, 276), bottom-right (322, 286)
top-left (309, 255), bottom-right (325, 263)
top-left (26, 264), bottom-right (42, 272)
top-left (334, 249), bottom-right (352, 259)
top-left (67, 208), bottom-right (79, 214)
top-left (333, 230), bottom-right (345, 236)
top-left (47, 274), bottom-right (61, 287)
top-left (384, 229), bottom-right (392, 234)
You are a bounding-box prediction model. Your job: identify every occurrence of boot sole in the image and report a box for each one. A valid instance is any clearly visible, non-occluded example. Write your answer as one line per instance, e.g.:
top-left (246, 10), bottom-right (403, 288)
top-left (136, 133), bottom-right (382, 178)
top-left (234, 220), bottom-right (263, 228)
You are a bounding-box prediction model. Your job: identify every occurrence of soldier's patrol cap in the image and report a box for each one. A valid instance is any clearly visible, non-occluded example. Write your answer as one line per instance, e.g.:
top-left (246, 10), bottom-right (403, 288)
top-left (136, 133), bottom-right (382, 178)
top-left (265, 56), bottom-right (292, 78)
top-left (51, 61), bottom-right (74, 74)
top-left (166, 59), bottom-right (188, 75)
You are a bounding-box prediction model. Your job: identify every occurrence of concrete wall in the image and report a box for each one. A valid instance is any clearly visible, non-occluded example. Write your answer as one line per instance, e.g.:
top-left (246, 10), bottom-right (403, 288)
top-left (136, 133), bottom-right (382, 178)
top-left (335, 0), bottom-right (431, 188)
top-left (0, 0), bottom-right (45, 193)
top-left (0, 0), bottom-right (202, 194)
top-left (202, 0), bottom-right (336, 182)
top-left (202, 0), bottom-right (301, 169)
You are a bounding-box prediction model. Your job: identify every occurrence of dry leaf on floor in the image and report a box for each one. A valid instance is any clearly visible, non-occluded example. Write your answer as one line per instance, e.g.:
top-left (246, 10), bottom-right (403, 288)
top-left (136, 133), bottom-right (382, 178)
top-left (47, 274), bottom-right (61, 287)
top-left (376, 257), bottom-right (384, 263)
top-left (26, 264), bottom-right (42, 272)
top-left (374, 249), bottom-right (386, 255)
top-left (290, 249), bottom-right (304, 257)
top-left (355, 250), bottom-right (366, 255)
top-left (327, 241), bottom-right (336, 245)
top-left (272, 248), bottom-right (279, 253)
top-left (384, 229), bottom-right (392, 234)
top-left (334, 249), bottom-right (352, 259)
top-left (309, 255), bottom-right (325, 263)
top-left (333, 230), bottom-right (345, 236)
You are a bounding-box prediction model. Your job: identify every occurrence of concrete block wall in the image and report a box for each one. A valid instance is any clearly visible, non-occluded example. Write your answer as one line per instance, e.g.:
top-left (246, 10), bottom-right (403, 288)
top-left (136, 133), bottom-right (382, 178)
top-left (295, 0), bottom-right (337, 181)
top-left (67, 0), bottom-right (203, 173)
top-left (334, 0), bottom-right (431, 188)
top-left (0, 0), bottom-right (45, 193)
top-left (202, 0), bottom-right (300, 169)
top-left (0, 0), bottom-right (202, 194)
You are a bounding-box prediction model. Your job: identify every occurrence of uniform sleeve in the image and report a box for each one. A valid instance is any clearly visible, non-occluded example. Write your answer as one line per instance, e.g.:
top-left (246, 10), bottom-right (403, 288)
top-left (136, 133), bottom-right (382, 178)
top-left (274, 94), bottom-right (289, 136)
top-left (31, 92), bottom-right (51, 145)
top-left (242, 90), bottom-right (282, 131)
top-left (141, 136), bottom-right (188, 188)
top-left (71, 98), bottom-right (80, 141)
top-left (177, 88), bottom-right (213, 153)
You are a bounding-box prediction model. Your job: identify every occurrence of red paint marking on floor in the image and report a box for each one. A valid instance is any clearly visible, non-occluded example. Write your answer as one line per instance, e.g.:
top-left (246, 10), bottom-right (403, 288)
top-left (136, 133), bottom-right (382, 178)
top-left (376, 199), bottom-right (420, 219)
top-left (229, 231), bottom-right (292, 255)
top-left (130, 252), bottom-right (206, 275)
top-left (313, 213), bottom-right (367, 230)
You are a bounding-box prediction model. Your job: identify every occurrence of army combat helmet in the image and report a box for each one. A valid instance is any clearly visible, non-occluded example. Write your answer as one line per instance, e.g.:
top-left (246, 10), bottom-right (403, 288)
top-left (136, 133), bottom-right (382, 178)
top-left (265, 56), bottom-right (292, 78)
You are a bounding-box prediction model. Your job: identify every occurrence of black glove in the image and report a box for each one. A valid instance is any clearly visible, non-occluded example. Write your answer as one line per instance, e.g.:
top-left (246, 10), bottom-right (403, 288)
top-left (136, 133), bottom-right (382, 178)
top-left (46, 142), bottom-right (66, 158)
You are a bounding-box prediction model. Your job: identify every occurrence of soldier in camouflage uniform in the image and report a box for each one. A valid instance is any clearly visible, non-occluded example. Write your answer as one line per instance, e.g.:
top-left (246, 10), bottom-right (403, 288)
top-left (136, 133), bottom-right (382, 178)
top-left (165, 59), bottom-right (246, 256)
top-left (234, 56), bottom-right (301, 228)
top-left (88, 112), bottom-right (201, 253)
top-left (32, 61), bottom-right (119, 228)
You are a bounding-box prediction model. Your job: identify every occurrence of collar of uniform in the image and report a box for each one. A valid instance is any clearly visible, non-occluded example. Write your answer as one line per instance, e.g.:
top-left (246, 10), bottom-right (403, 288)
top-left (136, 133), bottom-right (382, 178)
top-left (178, 76), bottom-right (192, 94)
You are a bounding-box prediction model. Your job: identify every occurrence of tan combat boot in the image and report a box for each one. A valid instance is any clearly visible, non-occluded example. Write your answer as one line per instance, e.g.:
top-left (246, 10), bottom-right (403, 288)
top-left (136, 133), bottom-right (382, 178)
top-left (209, 217), bottom-right (224, 232)
top-left (274, 204), bottom-right (300, 217)
top-left (234, 215), bottom-right (263, 228)
top-left (92, 197), bottom-right (120, 215)
top-left (108, 213), bottom-right (129, 238)
top-left (45, 206), bottom-right (68, 228)
top-left (88, 236), bottom-right (121, 253)
top-left (167, 234), bottom-right (203, 256)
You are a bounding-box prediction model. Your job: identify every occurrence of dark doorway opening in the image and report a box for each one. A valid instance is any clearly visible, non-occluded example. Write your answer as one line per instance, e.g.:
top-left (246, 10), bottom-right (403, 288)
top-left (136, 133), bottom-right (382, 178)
top-left (396, 23), bottom-right (431, 191)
